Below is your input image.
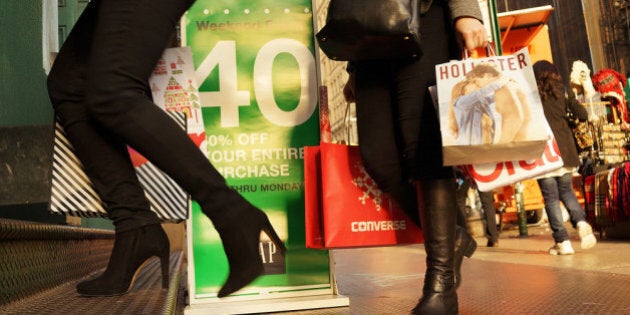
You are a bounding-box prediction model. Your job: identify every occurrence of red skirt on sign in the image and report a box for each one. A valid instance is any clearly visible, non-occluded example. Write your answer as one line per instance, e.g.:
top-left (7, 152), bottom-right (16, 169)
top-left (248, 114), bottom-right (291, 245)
top-left (304, 142), bottom-right (423, 249)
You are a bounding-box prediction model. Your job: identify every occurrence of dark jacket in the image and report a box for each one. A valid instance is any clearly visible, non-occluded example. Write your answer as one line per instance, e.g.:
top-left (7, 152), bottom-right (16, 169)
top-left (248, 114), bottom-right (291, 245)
top-left (421, 0), bottom-right (483, 21)
top-left (540, 92), bottom-right (588, 168)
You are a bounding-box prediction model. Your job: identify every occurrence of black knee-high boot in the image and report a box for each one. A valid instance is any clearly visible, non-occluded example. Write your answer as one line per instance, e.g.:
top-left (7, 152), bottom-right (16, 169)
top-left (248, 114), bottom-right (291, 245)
top-left (416, 187), bottom-right (477, 288)
top-left (48, 0), bottom-right (285, 297)
top-left (88, 101), bottom-right (287, 298)
top-left (454, 225), bottom-right (476, 289)
top-left (412, 179), bottom-right (459, 315)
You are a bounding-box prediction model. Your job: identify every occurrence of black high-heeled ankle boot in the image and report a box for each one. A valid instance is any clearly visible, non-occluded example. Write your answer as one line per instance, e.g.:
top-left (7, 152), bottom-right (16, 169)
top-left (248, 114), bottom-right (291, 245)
top-left (412, 179), bottom-right (459, 315)
top-left (454, 226), bottom-right (476, 288)
top-left (201, 189), bottom-right (287, 298)
top-left (412, 271), bottom-right (458, 315)
top-left (76, 224), bottom-right (170, 296)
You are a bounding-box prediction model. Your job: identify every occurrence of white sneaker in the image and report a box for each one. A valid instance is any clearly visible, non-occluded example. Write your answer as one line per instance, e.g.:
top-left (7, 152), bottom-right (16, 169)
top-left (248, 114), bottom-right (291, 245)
top-left (577, 221), bottom-right (597, 250)
top-left (549, 240), bottom-right (575, 255)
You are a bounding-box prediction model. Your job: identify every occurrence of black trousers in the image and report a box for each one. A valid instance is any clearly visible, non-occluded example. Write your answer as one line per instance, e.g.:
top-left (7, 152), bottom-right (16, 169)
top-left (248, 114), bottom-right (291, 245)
top-left (456, 180), bottom-right (499, 242)
top-left (47, 0), bottom-right (237, 232)
top-left (353, 4), bottom-right (456, 195)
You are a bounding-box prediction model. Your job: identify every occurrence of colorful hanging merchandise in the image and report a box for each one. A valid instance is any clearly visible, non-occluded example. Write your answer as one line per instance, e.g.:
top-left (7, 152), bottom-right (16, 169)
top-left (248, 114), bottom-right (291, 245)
top-left (583, 162), bottom-right (630, 232)
top-left (592, 68), bottom-right (629, 129)
top-left (610, 162), bottom-right (630, 222)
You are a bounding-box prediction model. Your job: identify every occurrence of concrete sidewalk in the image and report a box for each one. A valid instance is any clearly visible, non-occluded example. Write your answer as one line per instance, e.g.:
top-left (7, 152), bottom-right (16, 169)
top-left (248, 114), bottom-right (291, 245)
top-left (268, 221), bottom-right (630, 314)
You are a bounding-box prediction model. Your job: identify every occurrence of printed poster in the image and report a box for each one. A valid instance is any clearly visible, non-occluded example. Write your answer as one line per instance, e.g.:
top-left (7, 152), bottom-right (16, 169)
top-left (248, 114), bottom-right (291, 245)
top-left (184, 0), bottom-right (332, 303)
top-left (149, 46), bottom-right (207, 145)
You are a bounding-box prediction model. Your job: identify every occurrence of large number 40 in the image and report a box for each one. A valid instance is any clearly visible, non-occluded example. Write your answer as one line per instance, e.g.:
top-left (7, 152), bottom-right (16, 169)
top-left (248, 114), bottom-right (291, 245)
top-left (195, 39), bottom-right (317, 127)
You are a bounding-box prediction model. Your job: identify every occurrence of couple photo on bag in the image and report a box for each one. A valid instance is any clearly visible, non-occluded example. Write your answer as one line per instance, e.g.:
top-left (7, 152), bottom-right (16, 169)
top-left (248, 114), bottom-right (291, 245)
top-left (447, 63), bottom-right (534, 146)
top-left (436, 47), bottom-right (551, 166)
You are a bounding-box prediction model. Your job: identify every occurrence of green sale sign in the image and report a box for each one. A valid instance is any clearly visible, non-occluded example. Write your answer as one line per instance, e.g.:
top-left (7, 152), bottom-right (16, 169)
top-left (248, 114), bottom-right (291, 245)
top-left (183, 0), bottom-right (333, 304)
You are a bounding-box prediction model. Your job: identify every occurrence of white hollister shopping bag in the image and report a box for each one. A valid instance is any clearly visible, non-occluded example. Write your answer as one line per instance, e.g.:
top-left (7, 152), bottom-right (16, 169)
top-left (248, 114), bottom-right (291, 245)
top-left (435, 47), bottom-right (550, 166)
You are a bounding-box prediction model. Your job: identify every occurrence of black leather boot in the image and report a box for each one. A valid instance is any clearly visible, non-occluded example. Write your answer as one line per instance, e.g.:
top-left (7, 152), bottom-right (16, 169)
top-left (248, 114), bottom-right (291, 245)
top-left (200, 188), bottom-right (287, 298)
top-left (412, 179), bottom-right (459, 315)
top-left (76, 224), bottom-right (170, 296)
top-left (419, 184), bottom-right (476, 289)
top-left (454, 225), bottom-right (476, 288)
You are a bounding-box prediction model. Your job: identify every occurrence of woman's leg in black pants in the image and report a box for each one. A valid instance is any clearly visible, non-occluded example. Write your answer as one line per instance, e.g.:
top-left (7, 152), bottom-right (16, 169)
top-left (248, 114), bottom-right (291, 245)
top-left (47, 0), bottom-right (185, 296)
top-left (49, 0), bottom-right (223, 218)
top-left (354, 61), bottom-right (420, 226)
top-left (47, 0), bottom-right (284, 297)
top-left (81, 0), bottom-right (238, 223)
top-left (478, 190), bottom-right (499, 244)
top-left (48, 0), bottom-right (160, 232)
top-left (404, 4), bottom-right (475, 314)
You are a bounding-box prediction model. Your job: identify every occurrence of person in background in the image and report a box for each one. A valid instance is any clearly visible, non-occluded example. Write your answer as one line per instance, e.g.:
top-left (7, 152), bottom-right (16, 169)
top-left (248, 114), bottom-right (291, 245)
top-left (532, 60), bottom-right (597, 255)
top-left (455, 173), bottom-right (500, 247)
top-left (343, 1), bottom-right (487, 313)
top-left (46, 0), bottom-right (284, 298)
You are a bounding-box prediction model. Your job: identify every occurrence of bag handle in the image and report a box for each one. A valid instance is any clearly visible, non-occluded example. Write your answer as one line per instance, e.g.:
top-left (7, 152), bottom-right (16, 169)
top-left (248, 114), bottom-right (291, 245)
top-left (343, 102), bottom-right (353, 144)
top-left (463, 42), bottom-right (497, 60)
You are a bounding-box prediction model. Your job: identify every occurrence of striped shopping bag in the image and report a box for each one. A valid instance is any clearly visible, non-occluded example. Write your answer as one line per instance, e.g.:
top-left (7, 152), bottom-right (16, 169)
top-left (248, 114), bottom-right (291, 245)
top-left (49, 111), bottom-right (189, 222)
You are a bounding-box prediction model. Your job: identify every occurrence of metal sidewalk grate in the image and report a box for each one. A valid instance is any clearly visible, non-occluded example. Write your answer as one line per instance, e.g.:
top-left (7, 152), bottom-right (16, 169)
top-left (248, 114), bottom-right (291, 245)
top-left (0, 251), bottom-right (184, 315)
top-left (0, 219), bottom-right (115, 305)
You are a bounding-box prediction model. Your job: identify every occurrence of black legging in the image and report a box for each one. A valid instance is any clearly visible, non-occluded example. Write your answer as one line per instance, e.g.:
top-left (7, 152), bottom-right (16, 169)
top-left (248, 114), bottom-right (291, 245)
top-left (353, 4), bottom-right (456, 191)
top-left (47, 0), bottom-right (237, 232)
top-left (456, 179), bottom-right (499, 242)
